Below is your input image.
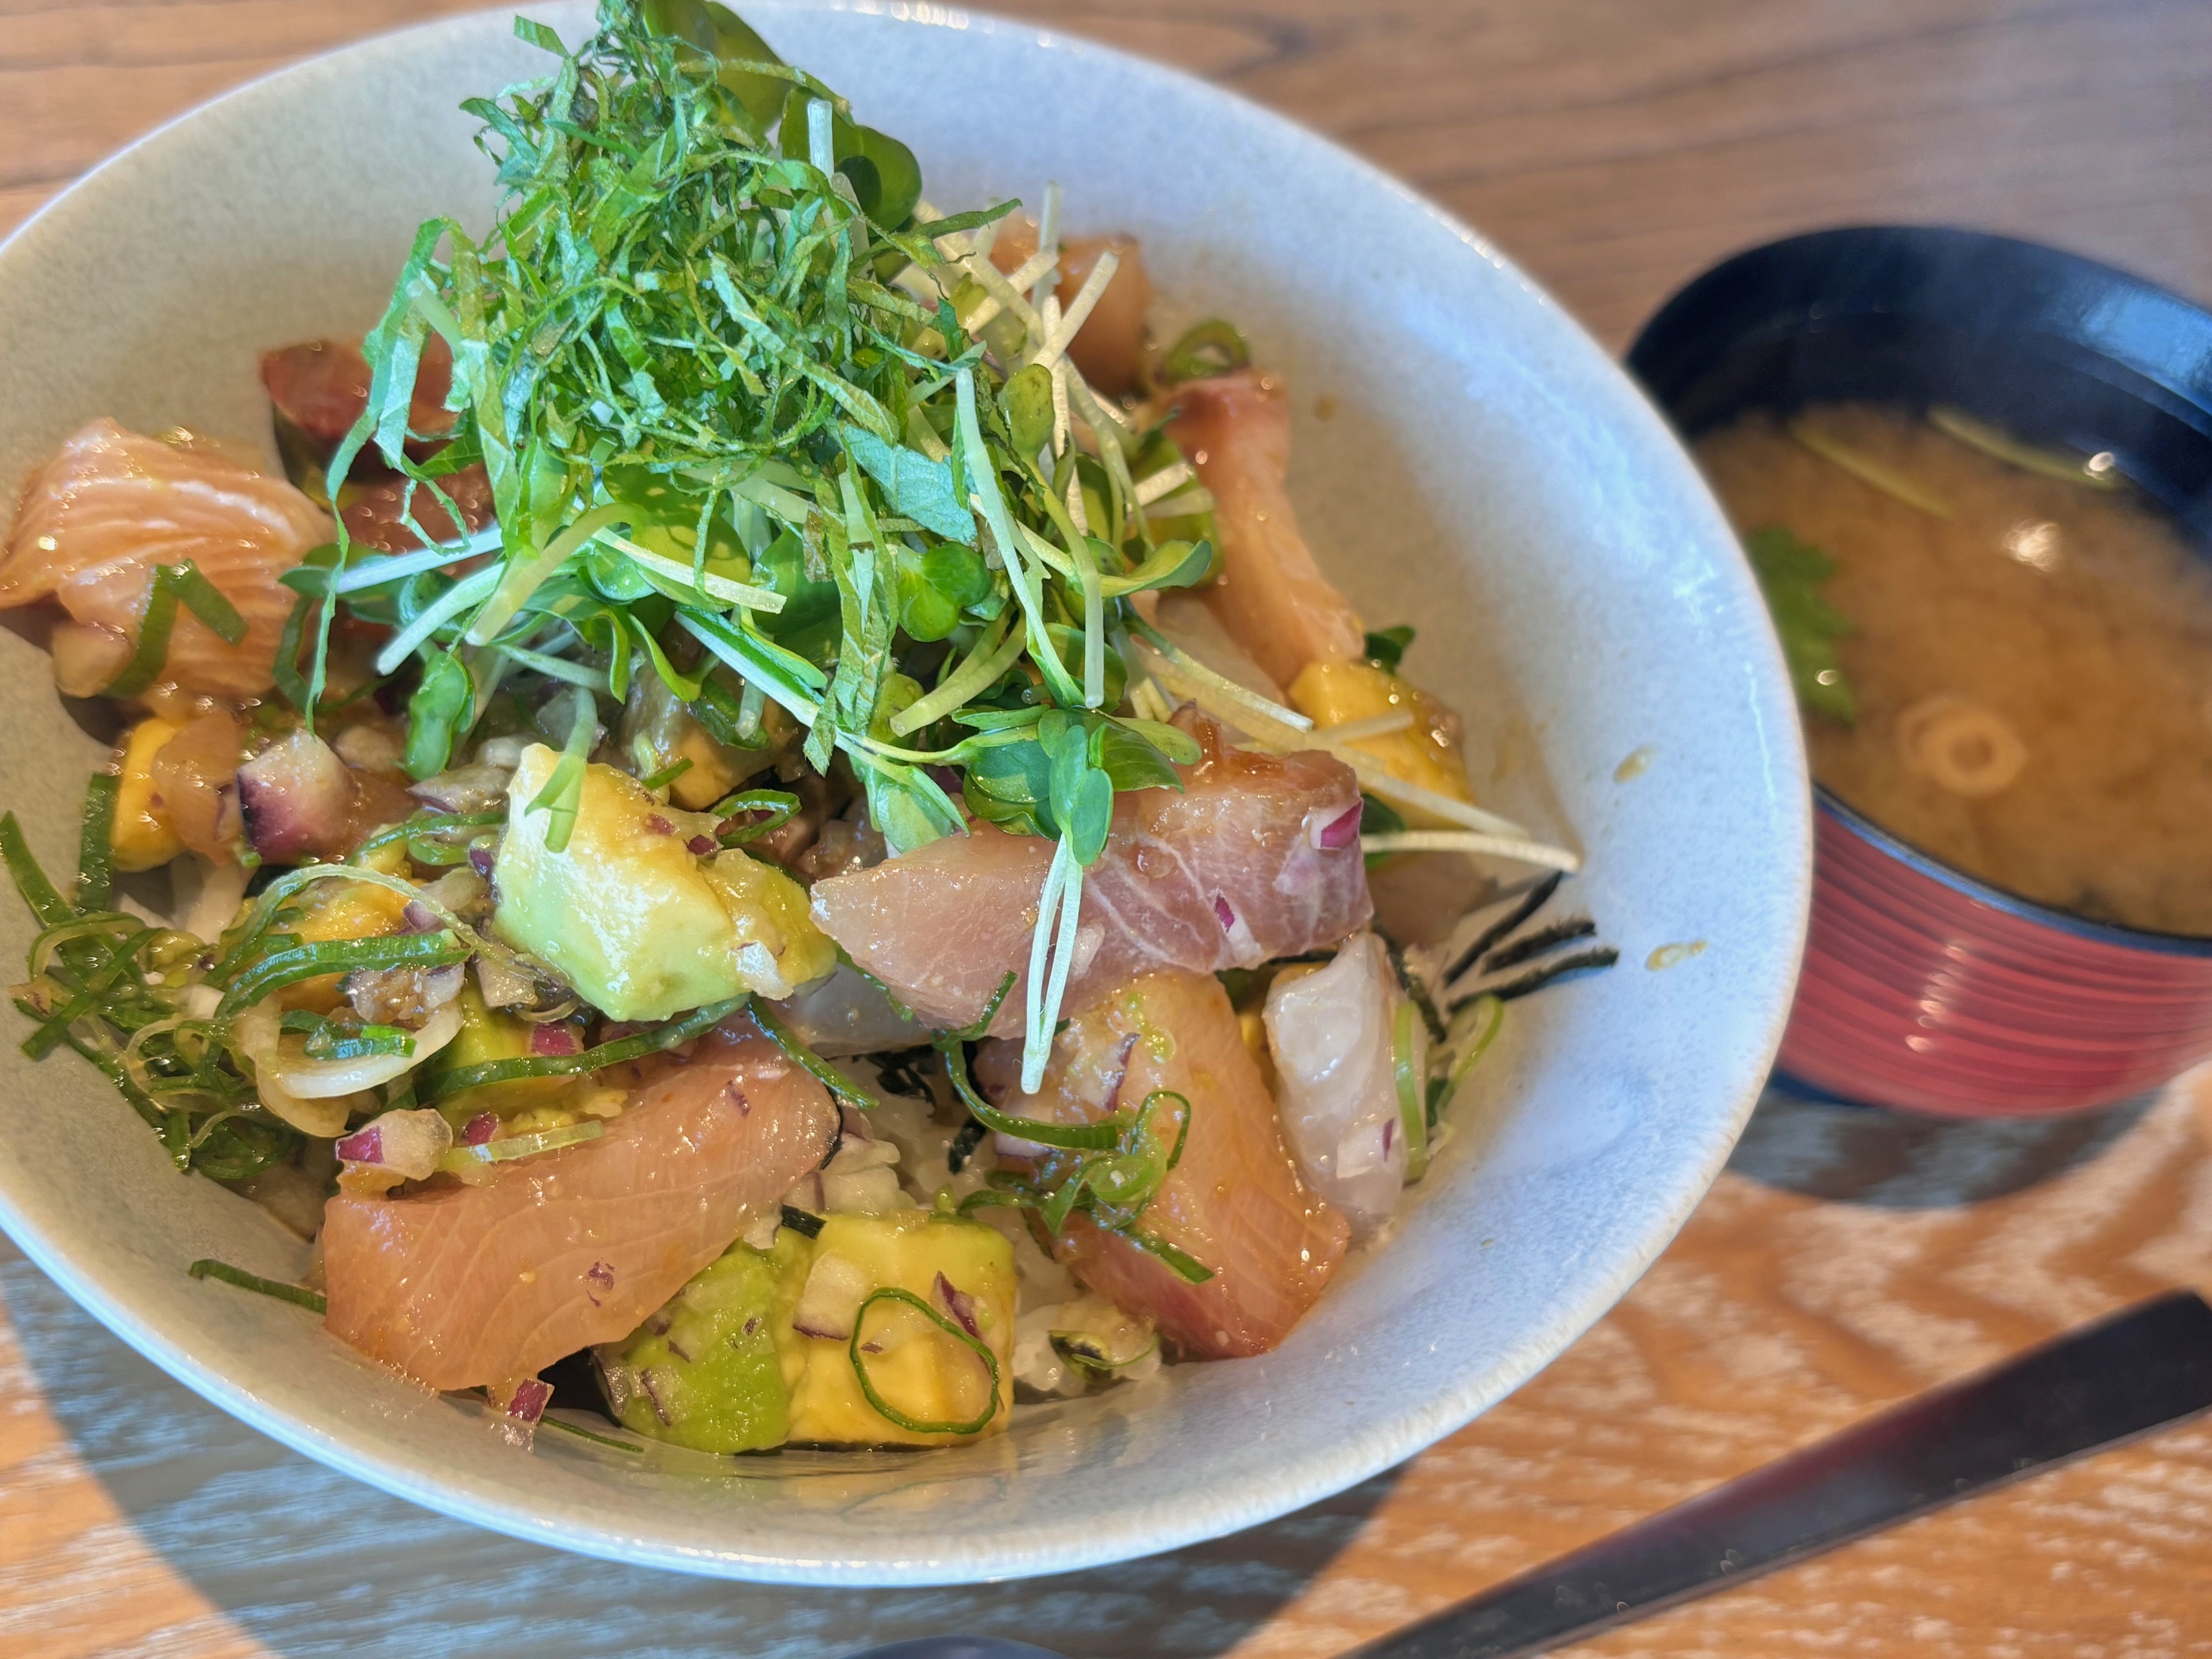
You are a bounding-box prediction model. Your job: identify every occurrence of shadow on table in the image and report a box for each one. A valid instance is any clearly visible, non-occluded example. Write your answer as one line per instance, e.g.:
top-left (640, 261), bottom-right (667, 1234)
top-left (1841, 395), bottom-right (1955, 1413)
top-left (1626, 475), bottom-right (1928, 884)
top-left (1726, 1075), bottom-right (2155, 1209)
top-left (0, 1247), bottom-right (1392, 1659)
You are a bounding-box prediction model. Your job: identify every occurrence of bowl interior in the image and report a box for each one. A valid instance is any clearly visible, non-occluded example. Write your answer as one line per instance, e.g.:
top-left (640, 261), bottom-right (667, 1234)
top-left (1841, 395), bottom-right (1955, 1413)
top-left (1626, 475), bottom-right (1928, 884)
top-left (0, 1), bottom-right (1807, 1583)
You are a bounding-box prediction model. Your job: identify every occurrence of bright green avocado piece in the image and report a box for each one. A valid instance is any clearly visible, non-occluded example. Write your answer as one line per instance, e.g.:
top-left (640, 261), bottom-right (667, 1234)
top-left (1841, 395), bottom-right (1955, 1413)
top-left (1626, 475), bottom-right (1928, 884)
top-left (596, 1234), bottom-right (803, 1453)
top-left (491, 745), bottom-right (835, 1021)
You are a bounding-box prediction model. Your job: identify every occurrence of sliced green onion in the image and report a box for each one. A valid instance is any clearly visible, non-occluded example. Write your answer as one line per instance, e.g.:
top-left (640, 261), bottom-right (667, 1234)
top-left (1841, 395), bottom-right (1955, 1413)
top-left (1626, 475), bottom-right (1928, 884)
top-left (1393, 998), bottom-right (1428, 1182)
top-left (706, 788), bottom-right (800, 845)
top-left (1124, 1229), bottom-right (1214, 1284)
top-left (939, 970), bottom-right (1015, 1043)
top-left (105, 562), bottom-right (249, 699)
top-left (638, 757), bottom-right (693, 793)
top-left (421, 995), bottom-right (746, 1101)
top-left (848, 1285), bottom-right (999, 1437)
top-left (1929, 405), bottom-right (2121, 489)
top-left (536, 1413), bottom-right (647, 1454)
top-left (438, 1118), bottom-right (603, 1170)
top-left (304, 1021), bottom-right (414, 1062)
top-left (1789, 418), bottom-right (1953, 518)
top-left (187, 1257), bottom-right (326, 1314)
top-left (351, 809), bottom-right (505, 866)
top-left (1161, 318), bottom-right (1251, 383)
top-left (74, 775), bottom-right (119, 914)
top-left (939, 1036), bottom-right (1118, 1151)
top-left (215, 931), bottom-right (469, 1019)
top-left (1, 812), bottom-right (76, 929)
top-left (752, 1001), bottom-right (875, 1110)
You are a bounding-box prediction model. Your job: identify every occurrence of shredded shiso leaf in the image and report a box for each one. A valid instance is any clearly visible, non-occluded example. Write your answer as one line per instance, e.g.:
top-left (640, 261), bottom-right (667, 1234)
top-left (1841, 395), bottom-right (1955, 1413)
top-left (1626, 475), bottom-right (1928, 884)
top-left (296, 0), bottom-right (1226, 1085)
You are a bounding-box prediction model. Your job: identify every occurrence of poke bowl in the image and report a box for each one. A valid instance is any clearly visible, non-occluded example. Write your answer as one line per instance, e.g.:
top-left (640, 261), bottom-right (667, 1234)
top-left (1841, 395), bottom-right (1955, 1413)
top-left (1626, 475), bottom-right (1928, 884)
top-left (1630, 227), bottom-right (2212, 1119)
top-left (0, 0), bottom-right (1808, 1583)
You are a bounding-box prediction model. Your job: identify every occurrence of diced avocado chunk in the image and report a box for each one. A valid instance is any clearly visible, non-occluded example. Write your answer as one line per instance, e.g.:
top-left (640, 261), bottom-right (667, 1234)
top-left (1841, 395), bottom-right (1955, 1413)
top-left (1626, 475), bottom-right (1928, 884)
top-left (596, 1232), bottom-right (803, 1453)
top-left (777, 1211), bottom-right (1017, 1447)
top-left (491, 745), bottom-right (836, 1021)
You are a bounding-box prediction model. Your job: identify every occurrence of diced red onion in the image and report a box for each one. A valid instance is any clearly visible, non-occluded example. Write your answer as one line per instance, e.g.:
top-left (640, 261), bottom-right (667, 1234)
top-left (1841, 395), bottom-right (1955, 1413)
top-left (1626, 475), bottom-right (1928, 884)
top-left (1316, 803), bottom-right (1363, 850)
top-left (686, 835), bottom-right (716, 855)
top-left (643, 813), bottom-right (674, 836)
top-left (493, 1375), bottom-right (553, 1447)
top-left (1211, 890), bottom-right (1262, 966)
top-left (529, 1023), bottom-right (582, 1057)
top-left (933, 1272), bottom-right (981, 1339)
top-left (462, 1111), bottom-right (499, 1146)
top-left (505, 1376), bottom-right (551, 1424)
top-left (468, 843), bottom-right (496, 877)
top-left (335, 1108), bottom-right (452, 1181)
top-left (401, 899), bottom-right (440, 933)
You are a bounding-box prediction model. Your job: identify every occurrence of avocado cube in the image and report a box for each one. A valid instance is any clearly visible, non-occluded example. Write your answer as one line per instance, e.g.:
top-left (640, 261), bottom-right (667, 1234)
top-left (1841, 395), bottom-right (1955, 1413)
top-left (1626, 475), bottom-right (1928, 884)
top-left (595, 1232), bottom-right (804, 1454)
top-left (777, 1211), bottom-right (1017, 1447)
top-left (490, 745), bottom-right (835, 1021)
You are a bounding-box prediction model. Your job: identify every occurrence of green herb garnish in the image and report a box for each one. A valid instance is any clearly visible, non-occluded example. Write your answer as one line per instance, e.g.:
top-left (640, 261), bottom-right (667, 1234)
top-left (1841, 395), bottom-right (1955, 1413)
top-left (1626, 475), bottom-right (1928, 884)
top-left (1744, 525), bottom-right (1856, 723)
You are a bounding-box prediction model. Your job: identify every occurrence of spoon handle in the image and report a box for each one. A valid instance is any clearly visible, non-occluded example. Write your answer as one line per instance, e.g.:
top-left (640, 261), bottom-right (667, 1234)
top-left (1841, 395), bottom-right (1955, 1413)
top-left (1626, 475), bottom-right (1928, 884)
top-left (1355, 1290), bottom-right (2212, 1659)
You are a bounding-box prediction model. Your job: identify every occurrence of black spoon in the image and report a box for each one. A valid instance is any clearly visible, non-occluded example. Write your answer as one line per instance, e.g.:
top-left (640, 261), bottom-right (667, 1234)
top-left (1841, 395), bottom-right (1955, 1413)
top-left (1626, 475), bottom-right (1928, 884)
top-left (844, 1290), bottom-right (2212, 1659)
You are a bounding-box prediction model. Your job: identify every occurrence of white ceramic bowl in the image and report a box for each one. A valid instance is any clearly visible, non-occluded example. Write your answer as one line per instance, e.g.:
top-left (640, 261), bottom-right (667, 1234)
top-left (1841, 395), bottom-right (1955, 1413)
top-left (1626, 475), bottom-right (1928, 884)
top-left (0, 0), bottom-right (1808, 1585)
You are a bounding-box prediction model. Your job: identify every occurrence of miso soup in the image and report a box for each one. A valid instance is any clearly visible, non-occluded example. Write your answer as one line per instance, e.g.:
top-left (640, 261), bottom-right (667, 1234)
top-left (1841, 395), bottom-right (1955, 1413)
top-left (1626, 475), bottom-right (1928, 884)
top-left (1696, 402), bottom-right (2212, 936)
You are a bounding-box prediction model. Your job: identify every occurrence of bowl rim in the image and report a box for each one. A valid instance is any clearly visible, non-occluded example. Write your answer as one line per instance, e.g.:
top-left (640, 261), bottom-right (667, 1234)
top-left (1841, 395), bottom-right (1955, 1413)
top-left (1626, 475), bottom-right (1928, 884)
top-left (1630, 222), bottom-right (2212, 959)
top-left (0, 0), bottom-right (1812, 1583)
top-left (1628, 222), bottom-right (2212, 427)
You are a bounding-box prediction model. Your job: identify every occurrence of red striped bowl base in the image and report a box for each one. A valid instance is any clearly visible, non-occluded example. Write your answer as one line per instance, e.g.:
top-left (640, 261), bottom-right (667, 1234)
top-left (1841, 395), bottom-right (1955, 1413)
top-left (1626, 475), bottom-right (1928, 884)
top-left (1776, 796), bottom-right (2212, 1117)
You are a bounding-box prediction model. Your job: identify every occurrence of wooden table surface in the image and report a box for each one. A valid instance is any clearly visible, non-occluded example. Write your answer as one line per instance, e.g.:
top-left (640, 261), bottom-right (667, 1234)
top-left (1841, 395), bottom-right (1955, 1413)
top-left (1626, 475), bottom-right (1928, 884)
top-left (5, 2), bottom-right (2212, 1654)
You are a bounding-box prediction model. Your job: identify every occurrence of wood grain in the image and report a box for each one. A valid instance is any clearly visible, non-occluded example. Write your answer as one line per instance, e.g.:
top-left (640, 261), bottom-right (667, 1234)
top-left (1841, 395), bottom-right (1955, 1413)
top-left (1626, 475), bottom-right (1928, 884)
top-left (4, 2), bottom-right (2212, 1654)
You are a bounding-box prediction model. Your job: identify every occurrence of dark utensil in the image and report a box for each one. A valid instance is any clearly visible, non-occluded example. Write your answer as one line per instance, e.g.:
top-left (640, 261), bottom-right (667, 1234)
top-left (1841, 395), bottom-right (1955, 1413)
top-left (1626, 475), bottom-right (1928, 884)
top-left (1354, 1290), bottom-right (2212, 1657)
top-left (845, 1291), bottom-right (2212, 1659)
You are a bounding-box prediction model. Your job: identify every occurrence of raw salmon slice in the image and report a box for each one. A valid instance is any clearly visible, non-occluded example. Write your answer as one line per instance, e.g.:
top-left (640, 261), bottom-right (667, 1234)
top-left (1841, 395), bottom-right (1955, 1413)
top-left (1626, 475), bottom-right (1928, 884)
top-left (1167, 369), bottom-right (1366, 688)
top-left (975, 968), bottom-right (1347, 1357)
top-left (321, 1020), bottom-right (836, 1390)
top-left (810, 712), bottom-right (1370, 1035)
top-left (0, 419), bottom-right (331, 700)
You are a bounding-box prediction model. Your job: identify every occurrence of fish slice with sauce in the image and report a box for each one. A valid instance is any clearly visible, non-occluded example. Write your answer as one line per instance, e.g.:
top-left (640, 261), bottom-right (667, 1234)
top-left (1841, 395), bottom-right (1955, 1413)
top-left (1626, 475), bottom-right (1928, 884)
top-left (976, 968), bottom-right (1348, 1357)
top-left (1166, 369), bottom-right (1368, 689)
top-left (810, 711), bottom-right (1370, 1036)
top-left (321, 1020), bottom-right (836, 1391)
top-left (0, 418), bottom-right (331, 700)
